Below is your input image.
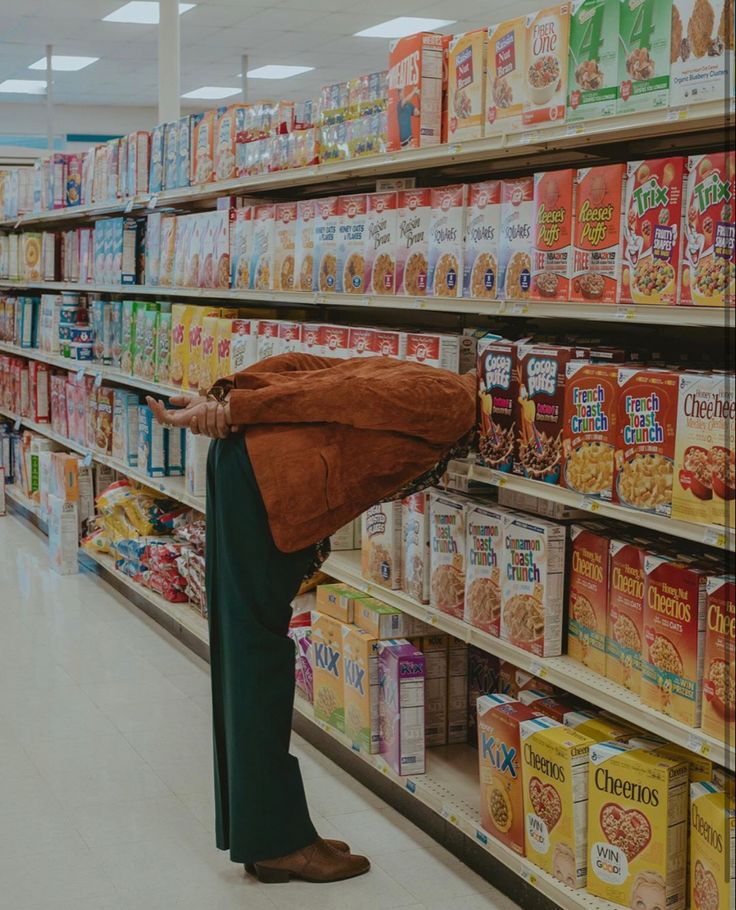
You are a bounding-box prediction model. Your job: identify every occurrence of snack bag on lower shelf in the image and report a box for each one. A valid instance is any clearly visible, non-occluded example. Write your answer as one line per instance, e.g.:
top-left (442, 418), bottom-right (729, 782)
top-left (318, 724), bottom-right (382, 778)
top-left (700, 576), bottom-right (735, 742)
top-left (567, 523), bottom-right (610, 675)
top-left (690, 782), bottom-right (735, 910)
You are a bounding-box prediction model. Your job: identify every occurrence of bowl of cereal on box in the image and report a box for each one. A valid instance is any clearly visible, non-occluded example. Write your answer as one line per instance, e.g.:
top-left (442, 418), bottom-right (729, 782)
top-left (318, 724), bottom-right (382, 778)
top-left (703, 659), bottom-right (735, 721)
top-left (528, 55), bottom-right (560, 105)
top-left (617, 454), bottom-right (674, 512)
top-left (681, 446), bottom-right (714, 501)
top-left (710, 446), bottom-right (735, 501)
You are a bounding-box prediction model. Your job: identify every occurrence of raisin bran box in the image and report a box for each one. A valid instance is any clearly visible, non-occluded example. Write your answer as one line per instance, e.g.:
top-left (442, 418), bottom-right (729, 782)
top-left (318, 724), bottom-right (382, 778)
top-left (427, 184), bottom-right (467, 298)
top-left (396, 188), bottom-right (431, 296)
top-left (364, 191), bottom-right (397, 295)
top-left (478, 336), bottom-right (520, 473)
top-left (532, 168), bottom-right (576, 301)
top-left (499, 177), bottom-right (534, 301)
top-left (524, 4), bottom-right (571, 126)
top-left (671, 0), bottom-right (734, 108)
top-left (567, 0), bottom-right (620, 122)
top-left (701, 575), bottom-right (735, 741)
top-left (387, 33), bottom-right (444, 152)
top-left (486, 17), bottom-right (526, 134)
top-left (606, 538), bottom-right (648, 694)
top-left (617, 0), bottom-right (674, 114)
top-left (568, 523), bottom-right (611, 675)
top-left (447, 28), bottom-right (489, 142)
top-left (464, 180), bottom-right (502, 300)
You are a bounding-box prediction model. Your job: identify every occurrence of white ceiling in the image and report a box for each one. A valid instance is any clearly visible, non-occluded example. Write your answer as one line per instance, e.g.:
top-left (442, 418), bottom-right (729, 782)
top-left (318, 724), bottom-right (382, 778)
top-left (0, 0), bottom-right (540, 110)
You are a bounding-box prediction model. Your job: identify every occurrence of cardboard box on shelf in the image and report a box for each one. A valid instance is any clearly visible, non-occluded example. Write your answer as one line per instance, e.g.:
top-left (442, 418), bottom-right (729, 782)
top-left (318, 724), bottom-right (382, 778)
top-left (477, 336), bottom-right (519, 473)
top-left (377, 639), bottom-right (426, 776)
top-left (312, 611), bottom-right (346, 734)
top-left (191, 110), bottom-right (215, 184)
top-left (531, 168), bottom-right (575, 301)
top-left (617, 0), bottom-right (673, 115)
top-left (401, 492), bottom-right (431, 604)
top-left (567, 523), bottom-right (610, 674)
top-left (689, 782), bottom-right (734, 910)
top-left (429, 490), bottom-right (469, 620)
top-left (464, 181), bottom-right (501, 300)
top-left (313, 197), bottom-right (339, 293)
top-left (365, 191), bottom-right (397, 295)
top-left (606, 538), bottom-right (648, 694)
top-left (464, 501), bottom-right (506, 637)
top-left (498, 177), bottom-right (534, 301)
top-left (48, 495), bottom-right (78, 576)
top-left (342, 625), bottom-right (380, 754)
top-left (524, 4), bottom-right (571, 126)
top-left (361, 501), bottom-right (402, 590)
top-left (396, 188), bottom-right (431, 296)
top-left (567, 0), bottom-right (620, 122)
top-left (294, 199), bottom-right (317, 292)
top-left (336, 194), bottom-right (368, 294)
top-left (316, 583), bottom-right (359, 625)
top-left (447, 29), bottom-right (488, 142)
top-left (700, 576), bottom-right (734, 742)
top-left (387, 33), bottom-right (444, 151)
top-left (671, 0), bottom-right (734, 107)
top-left (418, 633), bottom-right (449, 746)
top-left (486, 17), bottom-right (526, 133)
top-left (405, 333), bottom-right (460, 372)
top-left (273, 202), bottom-right (297, 292)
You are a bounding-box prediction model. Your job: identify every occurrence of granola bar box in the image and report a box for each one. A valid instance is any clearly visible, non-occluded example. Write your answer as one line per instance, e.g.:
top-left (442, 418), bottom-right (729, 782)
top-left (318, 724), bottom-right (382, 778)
top-left (477, 694), bottom-right (544, 855)
top-left (336, 194), bottom-right (367, 295)
top-left (465, 502), bottom-right (507, 636)
top-left (568, 524), bottom-right (610, 674)
top-left (621, 157), bottom-right (686, 305)
top-left (365, 191), bottom-right (397, 295)
top-left (387, 33), bottom-right (444, 152)
top-left (401, 492), bottom-right (431, 604)
top-left (500, 511), bottom-right (567, 657)
top-left (429, 490), bottom-right (469, 620)
top-left (617, 0), bottom-right (673, 114)
top-left (378, 640), bottom-right (426, 776)
top-left (571, 163), bottom-right (626, 303)
top-left (311, 611), bottom-right (346, 734)
top-left (614, 367), bottom-right (679, 515)
top-left (532, 168), bottom-right (575, 301)
top-left (641, 554), bottom-right (707, 726)
top-left (396, 188), bottom-right (431, 296)
top-left (671, 0), bottom-right (734, 107)
top-left (690, 782), bottom-right (735, 910)
top-left (567, 0), bottom-right (620, 122)
top-left (427, 184), bottom-right (467, 299)
top-left (447, 28), bottom-right (488, 142)
top-left (361, 501), bottom-right (402, 590)
top-left (606, 538), bottom-right (648, 693)
top-left (486, 18), bottom-right (526, 134)
top-left (464, 181), bottom-right (501, 300)
top-left (682, 152), bottom-right (735, 307)
top-left (701, 575), bottom-right (735, 741)
top-left (499, 177), bottom-right (534, 301)
top-left (587, 741), bottom-right (689, 908)
top-left (524, 4), bottom-right (571, 126)
top-left (478, 336), bottom-right (520, 472)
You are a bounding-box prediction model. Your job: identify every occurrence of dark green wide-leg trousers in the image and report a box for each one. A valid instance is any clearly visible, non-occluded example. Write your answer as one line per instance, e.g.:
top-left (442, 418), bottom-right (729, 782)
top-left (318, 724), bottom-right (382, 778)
top-left (205, 432), bottom-right (319, 864)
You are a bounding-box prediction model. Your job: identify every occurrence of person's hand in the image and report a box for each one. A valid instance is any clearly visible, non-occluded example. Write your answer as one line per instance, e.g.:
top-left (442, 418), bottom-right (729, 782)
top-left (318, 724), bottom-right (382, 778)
top-left (145, 395), bottom-right (235, 439)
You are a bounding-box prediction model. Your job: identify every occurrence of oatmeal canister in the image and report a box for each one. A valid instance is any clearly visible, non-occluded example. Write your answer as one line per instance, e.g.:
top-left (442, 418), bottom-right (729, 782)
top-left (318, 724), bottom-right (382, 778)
top-left (690, 782), bottom-right (735, 910)
top-left (563, 362), bottom-right (618, 500)
top-left (566, 0), bottom-right (619, 122)
top-left (531, 168), bottom-right (575, 301)
top-left (486, 17), bottom-right (526, 134)
top-left (606, 538), bottom-right (648, 694)
top-left (567, 524), bottom-right (610, 675)
top-left (701, 575), bottom-right (735, 742)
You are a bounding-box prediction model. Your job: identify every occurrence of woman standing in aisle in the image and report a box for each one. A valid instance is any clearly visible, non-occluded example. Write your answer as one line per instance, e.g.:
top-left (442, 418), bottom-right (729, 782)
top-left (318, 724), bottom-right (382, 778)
top-left (147, 351), bottom-right (476, 885)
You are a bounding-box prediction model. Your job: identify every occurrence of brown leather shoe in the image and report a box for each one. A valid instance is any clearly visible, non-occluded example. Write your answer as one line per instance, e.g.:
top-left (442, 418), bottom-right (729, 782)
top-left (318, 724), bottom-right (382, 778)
top-left (250, 838), bottom-right (370, 883)
top-left (244, 838), bottom-right (350, 876)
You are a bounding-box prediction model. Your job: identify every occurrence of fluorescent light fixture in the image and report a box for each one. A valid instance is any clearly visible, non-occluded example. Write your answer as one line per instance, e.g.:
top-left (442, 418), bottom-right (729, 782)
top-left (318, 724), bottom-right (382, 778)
top-left (104, 2), bottom-right (195, 24)
top-left (29, 55), bottom-right (99, 71)
top-left (182, 85), bottom-right (240, 100)
top-left (0, 79), bottom-right (47, 94)
top-left (246, 65), bottom-right (314, 80)
top-left (354, 16), bottom-right (455, 38)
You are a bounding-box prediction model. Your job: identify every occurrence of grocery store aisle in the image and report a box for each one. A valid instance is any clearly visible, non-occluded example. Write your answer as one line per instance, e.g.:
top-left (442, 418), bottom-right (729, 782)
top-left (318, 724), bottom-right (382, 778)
top-left (0, 512), bottom-right (518, 910)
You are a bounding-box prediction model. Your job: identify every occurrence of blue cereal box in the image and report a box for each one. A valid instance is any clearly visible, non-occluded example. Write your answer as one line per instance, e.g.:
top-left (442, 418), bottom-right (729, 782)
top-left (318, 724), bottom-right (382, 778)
top-left (137, 406), bottom-right (166, 477)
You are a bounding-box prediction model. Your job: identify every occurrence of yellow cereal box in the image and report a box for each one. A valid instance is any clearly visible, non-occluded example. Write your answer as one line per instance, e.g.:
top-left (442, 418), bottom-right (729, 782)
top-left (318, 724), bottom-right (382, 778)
top-left (607, 538), bottom-right (648, 694)
top-left (486, 18), bottom-right (526, 134)
top-left (690, 782), bottom-right (735, 910)
top-left (587, 741), bottom-right (689, 909)
top-left (628, 736), bottom-right (715, 783)
top-left (311, 611), bottom-right (346, 734)
top-left (701, 575), bottom-right (735, 742)
top-left (342, 624), bottom-right (380, 754)
top-left (520, 716), bottom-right (596, 888)
top-left (170, 304), bottom-right (195, 388)
top-left (316, 583), bottom-right (360, 624)
top-left (564, 710), bottom-right (637, 742)
top-left (447, 29), bottom-right (488, 142)
top-left (199, 315), bottom-right (219, 393)
top-left (185, 306), bottom-right (220, 392)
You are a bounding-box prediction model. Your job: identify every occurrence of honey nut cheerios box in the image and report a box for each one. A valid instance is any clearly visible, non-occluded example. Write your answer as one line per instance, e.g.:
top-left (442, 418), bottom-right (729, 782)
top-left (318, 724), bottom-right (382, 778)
top-left (587, 741), bottom-right (689, 909)
top-left (671, 0), bottom-right (734, 108)
top-left (378, 639), bottom-right (426, 776)
top-left (361, 501), bottom-right (402, 590)
top-left (364, 191), bottom-right (397, 295)
top-left (429, 490), bottom-right (470, 620)
top-left (617, 0), bottom-right (673, 115)
top-left (311, 611), bottom-right (346, 734)
top-left (387, 33), bottom-right (444, 152)
top-left (396, 188), bottom-right (431, 296)
top-left (531, 168), bottom-right (575, 301)
top-left (606, 538), bottom-right (649, 694)
top-left (524, 4), bottom-right (571, 127)
top-left (477, 694), bottom-right (544, 855)
top-left (401, 492), bottom-right (431, 604)
top-left (464, 181), bottom-right (502, 300)
top-left (342, 624), bottom-right (380, 754)
top-left (427, 185), bottom-right (467, 299)
top-left (701, 575), bottom-right (735, 742)
top-left (272, 202), bottom-right (297, 292)
top-left (336, 194), bottom-right (368, 295)
top-left (641, 554), bottom-right (707, 727)
top-left (294, 199), bottom-right (317, 292)
top-left (520, 716), bottom-right (596, 888)
top-left (464, 502), bottom-right (508, 637)
top-left (486, 17), bottom-right (526, 134)
top-left (568, 523), bottom-right (611, 676)
top-left (690, 781), bottom-right (735, 910)
top-left (621, 157), bottom-right (687, 306)
top-left (567, 0), bottom-right (620, 122)
top-left (447, 29), bottom-right (488, 142)
top-left (313, 197), bottom-right (339, 294)
top-left (499, 177), bottom-right (534, 301)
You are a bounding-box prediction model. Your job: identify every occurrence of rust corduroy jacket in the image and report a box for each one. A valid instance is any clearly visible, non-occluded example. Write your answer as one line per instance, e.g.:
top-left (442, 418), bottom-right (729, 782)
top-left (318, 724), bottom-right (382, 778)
top-left (218, 353), bottom-right (477, 553)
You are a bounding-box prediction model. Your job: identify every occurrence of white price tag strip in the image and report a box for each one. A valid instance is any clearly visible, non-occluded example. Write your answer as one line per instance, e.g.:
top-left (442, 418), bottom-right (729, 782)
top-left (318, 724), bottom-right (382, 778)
top-left (581, 496), bottom-right (602, 513)
top-left (616, 306), bottom-right (636, 320)
top-left (76, 367), bottom-right (85, 381)
top-left (703, 527), bottom-right (727, 548)
top-left (124, 199), bottom-right (135, 213)
top-left (512, 302), bottom-right (529, 315)
top-left (147, 194), bottom-right (158, 209)
top-left (413, 298), bottom-right (428, 309)
top-left (667, 109), bottom-right (688, 121)
top-left (565, 124), bottom-right (586, 136)
top-left (94, 372), bottom-right (103, 389)
top-left (520, 868), bottom-right (538, 885)
top-left (441, 804), bottom-right (459, 826)
top-left (686, 734), bottom-right (711, 757)
top-left (13, 418), bottom-right (21, 431)
top-left (519, 131), bottom-right (539, 146)
top-left (82, 453), bottom-right (93, 467)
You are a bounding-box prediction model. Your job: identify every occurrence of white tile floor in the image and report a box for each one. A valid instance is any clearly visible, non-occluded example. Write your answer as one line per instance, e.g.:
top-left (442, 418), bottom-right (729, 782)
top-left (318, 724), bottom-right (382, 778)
top-left (0, 511), bottom-right (520, 910)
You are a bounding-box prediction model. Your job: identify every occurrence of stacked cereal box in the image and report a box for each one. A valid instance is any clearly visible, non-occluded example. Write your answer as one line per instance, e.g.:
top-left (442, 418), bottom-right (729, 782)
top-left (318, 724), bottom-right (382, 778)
top-left (312, 610), bottom-right (346, 734)
top-left (486, 17), bottom-right (526, 134)
top-left (690, 781), bottom-right (735, 910)
top-left (447, 29), bottom-right (488, 142)
top-left (342, 624), bottom-right (380, 754)
top-left (361, 501), bottom-right (402, 590)
top-left (606, 537), bottom-right (648, 694)
top-left (387, 33), bottom-right (444, 151)
top-left (313, 197), bottom-right (338, 293)
top-left (378, 639), bottom-right (426, 776)
top-left (531, 168), bottom-right (575, 300)
top-left (336, 194), bottom-right (367, 294)
top-left (401, 492), bottom-right (431, 604)
top-left (701, 575), bottom-right (735, 741)
top-left (567, 0), bottom-right (620, 123)
top-left (568, 523), bottom-right (611, 674)
top-left (396, 188), bottom-right (431, 296)
top-left (477, 336), bottom-right (519, 473)
top-left (464, 501), bottom-right (506, 636)
top-left (427, 185), bottom-right (467, 298)
top-left (671, 0), bottom-right (734, 107)
top-left (273, 202), bottom-right (297, 292)
top-left (617, 0), bottom-right (673, 114)
top-left (294, 199), bottom-right (316, 292)
top-left (250, 204), bottom-right (275, 291)
top-left (464, 181), bottom-right (501, 299)
top-left (524, 4), bottom-right (571, 127)
top-left (429, 490), bottom-right (468, 619)
top-left (499, 177), bottom-right (534, 300)
top-left (364, 191), bottom-right (397, 295)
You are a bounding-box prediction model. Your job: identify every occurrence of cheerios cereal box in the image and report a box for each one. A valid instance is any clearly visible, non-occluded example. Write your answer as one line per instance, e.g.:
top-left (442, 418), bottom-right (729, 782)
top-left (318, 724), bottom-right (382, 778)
top-left (499, 177), bottom-right (534, 301)
top-left (567, 0), bottom-right (620, 122)
top-left (701, 575), bottom-right (735, 741)
top-left (690, 781), bottom-right (735, 910)
top-left (621, 157), bottom-right (686, 305)
top-left (682, 152), bottom-right (735, 307)
top-left (336, 194), bottom-right (367, 295)
top-left (587, 741), bottom-right (689, 909)
top-left (396, 188), bottom-right (431, 296)
top-left (361, 501), bottom-right (402, 590)
top-left (520, 716), bottom-right (595, 888)
top-left (671, 0), bottom-right (734, 107)
top-left (401, 492), bottom-right (431, 604)
top-left (429, 490), bottom-right (469, 620)
top-left (378, 640), bottom-right (426, 776)
top-left (464, 181), bottom-right (501, 300)
top-left (641, 554), bottom-right (707, 726)
top-left (532, 168), bottom-right (575, 301)
top-left (486, 17), bottom-right (526, 134)
top-left (191, 110), bottom-right (215, 184)
top-left (342, 624), bottom-right (380, 754)
top-left (427, 185), bottom-right (467, 299)
top-left (293, 199), bottom-right (316, 292)
top-left (524, 4), bottom-right (571, 126)
top-left (500, 512), bottom-right (567, 657)
top-left (465, 502), bottom-right (507, 637)
top-left (365, 191), bottom-right (397, 295)
top-left (568, 524), bottom-right (611, 675)
top-left (447, 29), bottom-right (488, 142)
top-left (313, 197), bottom-right (338, 293)
top-left (311, 611), bottom-right (346, 734)
top-left (564, 709), bottom-right (637, 742)
top-left (617, 0), bottom-right (673, 114)
top-left (607, 538), bottom-right (648, 693)
top-left (387, 33), bottom-right (444, 152)
top-left (478, 694), bottom-right (544, 855)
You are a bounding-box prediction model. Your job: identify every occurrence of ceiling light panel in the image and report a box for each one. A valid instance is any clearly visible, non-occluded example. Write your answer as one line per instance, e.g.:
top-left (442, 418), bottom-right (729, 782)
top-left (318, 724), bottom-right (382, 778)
top-left (181, 85), bottom-right (241, 99)
top-left (104, 2), bottom-right (195, 24)
top-left (354, 16), bottom-right (456, 38)
top-left (0, 79), bottom-right (47, 94)
top-left (246, 65), bottom-right (314, 80)
top-left (28, 55), bottom-right (99, 71)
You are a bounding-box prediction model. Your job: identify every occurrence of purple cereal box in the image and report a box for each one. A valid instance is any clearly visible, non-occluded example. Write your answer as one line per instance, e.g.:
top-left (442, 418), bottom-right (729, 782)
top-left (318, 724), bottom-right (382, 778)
top-left (378, 640), bottom-right (425, 776)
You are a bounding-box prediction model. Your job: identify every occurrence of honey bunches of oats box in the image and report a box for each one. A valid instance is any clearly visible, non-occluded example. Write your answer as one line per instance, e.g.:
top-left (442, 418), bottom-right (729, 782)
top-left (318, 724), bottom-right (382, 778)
top-left (311, 611), bottom-right (346, 734)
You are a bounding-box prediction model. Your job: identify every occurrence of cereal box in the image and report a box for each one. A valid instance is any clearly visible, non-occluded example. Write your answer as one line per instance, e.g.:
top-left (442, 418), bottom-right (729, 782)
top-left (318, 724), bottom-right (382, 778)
top-left (587, 741), bottom-right (689, 909)
top-left (214, 104), bottom-right (241, 182)
top-left (378, 640), bottom-right (426, 776)
top-left (185, 306), bottom-right (219, 392)
top-left (396, 188), bottom-right (431, 296)
top-left (447, 29), bottom-right (488, 142)
top-left (418, 634), bottom-right (449, 746)
top-left (701, 575), bottom-right (735, 741)
top-left (213, 209), bottom-right (230, 289)
top-left (163, 121), bottom-right (177, 190)
top-left (401, 492), bottom-right (431, 604)
top-left (641, 554), bottom-right (707, 726)
top-left (313, 197), bottom-right (338, 293)
top-left (273, 202), bottom-right (297, 292)
top-left (320, 324), bottom-right (351, 358)
top-left (387, 33), bottom-right (444, 151)
top-left (607, 538), bottom-right (648, 693)
top-left (361, 501), bottom-right (402, 590)
top-left (155, 311), bottom-right (171, 385)
top-left (682, 152), bottom-right (736, 307)
top-left (500, 512), bottom-right (567, 657)
top-left (477, 337), bottom-right (520, 472)
top-left (148, 124), bottom-right (164, 194)
top-left (520, 716), bottom-right (595, 888)
top-left (477, 695), bottom-right (544, 854)
top-left (465, 502), bottom-right (506, 636)
top-left (567, 0), bottom-right (620, 122)
top-left (311, 611), bottom-right (346, 734)
top-left (690, 782), bottom-right (735, 910)
top-left (229, 206), bottom-right (252, 290)
top-left (217, 318), bottom-right (256, 376)
top-left (138, 406), bottom-right (165, 477)
top-left (342, 624), bottom-right (380, 754)
top-left (571, 163), bottom-right (626, 303)
top-left (568, 524), bottom-right (611, 674)
top-left (169, 304), bottom-right (193, 388)
top-left (404, 333), bottom-right (460, 371)
top-left (621, 157), bottom-right (686, 305)
top-left (464, 181), bottom-right (501, 299)
top-left (364, 191), bottom-right (397, 295)
top-left (199, 315), bottom-right (219, 392)
top-left (176, 115), bottom-right (192, 189)
top-left (468, 648), bottom-right (500, 745)
top-left (249, 204), bottom-right (275, 291)
top-left (486, 18), bottom-right (526, 133)
top-left (427, 185), bottom-right (467, 298)
top-left (532, 169), bottom-right (575, 301)
top-left (191, 110), bottom-right (215, 184)
top-left (499, 177), bottom-right (534, 301)
top-left (671, 0), bottom-right (734, 107)
top-left (354, 597), bottom-right (408, 640)
top-left (448, 638), bottom-right (469, 744)
top-left (294, 199), bottom-right (316, 292)
top-left (524, 4), bottom-right (571, 126)
top-left (336, 194), bottom-right (367, 294)
top-left (429, 491), bottom-right (468, 620)
top-left (617, 0), bottom-right (674, 114)
top-left (317, 583), bottom-right (360, 624)
top-left (158, 215), bottom-right (177, 288)
top-left (614, 367), bottom-right (679, 515)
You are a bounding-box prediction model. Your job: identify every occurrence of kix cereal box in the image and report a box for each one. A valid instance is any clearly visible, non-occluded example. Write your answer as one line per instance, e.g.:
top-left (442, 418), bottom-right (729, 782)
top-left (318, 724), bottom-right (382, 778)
top-left (387, 33), bottom-right (444, 151)
top-left (621, 157), bottom-right (686, 305)
top-left (524, 4), bottom-right (571, 126)
top-left (401, 492), bottom-right (431, 604)
top-left (671, 0), bottom-right (734, 107)
top-left (185, 306), bottom-right (219, 392)
top-left (342, 625), bottom-right (380, 754)
top-left (499, 177), bottom-right (534, 301)
top-left (606, 538), bottom-right (648, 693)
top-left (464, 181), bottom-right (501, 300)
top-left (336, 194), bottom-right (367, 294)
top-left (682, 152), bottom-right (735, 307)
top-left (690, 782), bottom-right (735, 910)
top-left (568, 524), bottom-right (610, 674)
top-left (311, 611), bottom-right (345, 734)
top-left (396, 188), bottom-right (431, 296)
top-left (364, 191), bottom-right (397, 295)
top-left (378, 640), bottom-right (426, 776)
top-left (316, 583), bottom-right (358, 624)
top-left (464, 502), bottom-right (506, 637)
top-left (428, 184), bottom-right (467, 298)
top-left (521, 716), bottom-right (595, 888)
top-left (361, 501), bottom-right (402, 590)
top-left (701, 576), bottom-right (735, 741)
top-left (567, 0), bottom-right (620, 122)
top-left (477, 695), bottom-right (544, 855)
top-left (587, 742), bottom-right (689, 909)
top-left (429, 491), bottom-right (469, 620)
top-left (486, 17), bottom-right (526, 134)
top-left (447, 29), bottom-right (488, 142)
top-left (532, 168), bottom-right (575, 300)
top-left (617, 0), bottom-right (673, 114)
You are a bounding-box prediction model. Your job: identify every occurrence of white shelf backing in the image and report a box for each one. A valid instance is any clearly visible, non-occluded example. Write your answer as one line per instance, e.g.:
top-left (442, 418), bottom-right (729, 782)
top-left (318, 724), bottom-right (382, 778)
top-left (323, 550), bottom-right (733, 768)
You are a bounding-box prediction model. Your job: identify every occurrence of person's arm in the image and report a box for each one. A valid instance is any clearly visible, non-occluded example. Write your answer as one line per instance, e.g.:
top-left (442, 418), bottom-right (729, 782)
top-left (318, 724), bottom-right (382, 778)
top-left (208, 352), bottom-right (343, 399)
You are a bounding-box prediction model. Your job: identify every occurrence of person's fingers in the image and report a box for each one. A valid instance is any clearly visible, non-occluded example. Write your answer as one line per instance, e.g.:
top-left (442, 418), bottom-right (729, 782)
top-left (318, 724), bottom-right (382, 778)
top-left (146, 397), bottom-right (172, 426)
top-left (215, 403), bottom-right (228, 438)
top-left (205, 401), bottom-right (220, 437)
top-left (169, 394), bottom-right (201, 409)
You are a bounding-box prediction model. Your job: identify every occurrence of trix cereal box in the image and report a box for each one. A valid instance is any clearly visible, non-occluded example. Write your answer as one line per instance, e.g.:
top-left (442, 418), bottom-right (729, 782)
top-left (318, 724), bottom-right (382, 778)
top-left (364, 191), bottom-right (397, 295)
top-left (378, 640), bottom-right (426, 776)
top-left (524, 4), bottom-right (571, 126)
top-left (478, 336), bottom-right (520, 472)
top-left (312, 612), bottom-right (346, 734)
top-left (567, 0), bottom-right (620, 122)
top-left (447, 29), bottom-right (488, 142)
top-left (690, 782), bottom-right (735, 910)
top-left (464, 502), bottom-right (507, 636)
top-left (671, 0), bottom-right (734, 107)
top-left (621, 157), bottom-right (686, 305)
top-left (428, 184), bottom-right (467, 298)
top-left (572, 164), bottom-right (626, 303)
top-left (617, 0), bottom-right (673, 114)
top-left (606, 538), bottom-right (648, 693)
top-left (396, 188), bottom-right (431, 296)
top-left (336, 194), bottom-right (367, 294)
top-left (682, 152), bottom-right (735, 307)
top-left (486, 18), bottom-right (526, 134)
top-left (567, 523), bottom-right (611, 675)
top-left (532, 168), bottom-right (575, 300)
top-left (563, 362), bottom-right (618, 499)
top-left (429, 491), bottom-right (468, 620)
top-left (701, 576), bottom-right (735, 741)
top-left (464, 181), bottom-right (501, 299)
top-left (499, 177), bottom-right (534, 301)
top-left (387, 33), bottom-right (444, 151)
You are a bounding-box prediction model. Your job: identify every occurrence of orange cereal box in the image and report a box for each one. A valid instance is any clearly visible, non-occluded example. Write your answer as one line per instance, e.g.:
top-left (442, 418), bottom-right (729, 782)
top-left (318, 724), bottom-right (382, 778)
top-left (273, 202), bottom-right (297, 292)
top-left (532, 168), bottom-right (575, 301)
top-left (682, 152), bottom-right (736, 307)
top-left (606, 538), bottom-right (648, 694)
top-left (524, 4), bottom-right (571, 126)
top-left (486, 18), bottom-right (526, 134)
top-left (572, 164), bottom-right (626, 303)
top-left (364, 191), bottom-right (397, 295)
top-left (568, 524), bottom-right (610, 675)
top-left (396, 188), bottom-right (431, 296)
top-left (701, 575), bottom-right (735, 741)
top-left (447, 28), bottom-right (488, 142)
top-left (191, 110), bottom-right (215, 185)
top-left (642, 554), bottom-right (707, 727)
top-left (499, 177), bottom-right (534, 301)
top-left (428, 184), bottom-right (467, 298)
top-left (464, 181), bottom-right (501, 299)
top-left (387, 33), bottom-right (444, 151)
top-left (621, 157), bottom-right (687, 305)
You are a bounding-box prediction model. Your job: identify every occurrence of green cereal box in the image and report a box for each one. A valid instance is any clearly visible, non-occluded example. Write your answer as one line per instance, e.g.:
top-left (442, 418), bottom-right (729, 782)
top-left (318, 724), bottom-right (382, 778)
top-left (567, 0), bottom-right (620, 121)
top-left (617, 0), bottom-right (673, 113)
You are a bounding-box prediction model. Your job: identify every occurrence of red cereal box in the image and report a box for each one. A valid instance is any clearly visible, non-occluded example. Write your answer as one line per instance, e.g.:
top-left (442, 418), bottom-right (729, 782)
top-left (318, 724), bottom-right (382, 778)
top-left (373, 329), bottom-right (404, 359)
top-left (567, 523), bottom-right (610, 675)
top-left (364, 191), bottom-right (397, 295)
top-left (606, 538), bottom-right (648, 694)
top-left (348, 327), bottom-right (376, 358)
top-left (621, 157), bottom-right (686, 306)
top-left (405, 333), bottom-right (460, 371)
top-left (396, 188), bottom-right (431, 296)
top-left (532, 168), bottom-right (575, 301)
top-left (523, 4), bottom-right (570, 126)
top-left (320, 324), bottom-right (351, 358)
top-left (387, 33), bottom-right (444, 151)
top-left (701, 576), bottom-right (735, 741)
top-left (571, 164), bottom-right (626, 304)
